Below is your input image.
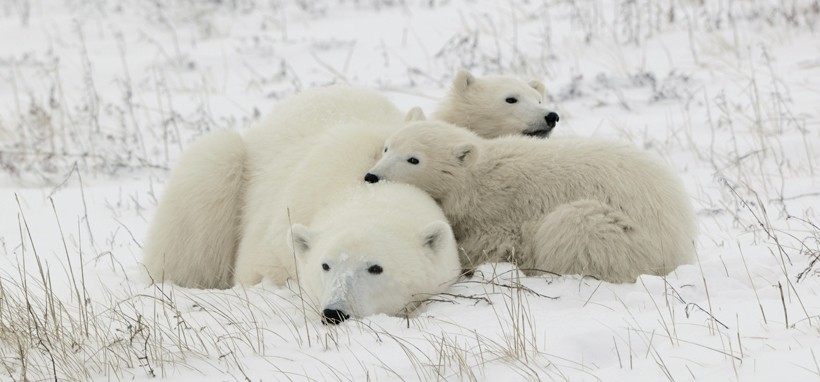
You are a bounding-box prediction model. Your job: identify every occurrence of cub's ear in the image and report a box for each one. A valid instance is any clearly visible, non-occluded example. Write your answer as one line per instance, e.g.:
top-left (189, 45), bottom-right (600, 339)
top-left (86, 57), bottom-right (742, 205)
top-left (453, 69), bottom-right (476, 95)
top-left (529, 80), bottom-right (545, 95)
top-left (421, 221), bottom-right (455, 255)
top-left (287, 224), bottom-right (312, 257)
top-left (453, 143), bottom-right (478, 166)
top-left (405, 106), bottom-right (427, 122)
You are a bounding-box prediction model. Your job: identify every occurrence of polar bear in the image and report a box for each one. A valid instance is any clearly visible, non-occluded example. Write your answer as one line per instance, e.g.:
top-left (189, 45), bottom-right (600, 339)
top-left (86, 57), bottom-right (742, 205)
top-left (433, 70), bottom-right (560, 138)
top-left (144, 85), bottom-right (403, 289)
top-left (145, 85), bottom-right (461, 322)
top-left (364, 121), bottom-right (697, 283)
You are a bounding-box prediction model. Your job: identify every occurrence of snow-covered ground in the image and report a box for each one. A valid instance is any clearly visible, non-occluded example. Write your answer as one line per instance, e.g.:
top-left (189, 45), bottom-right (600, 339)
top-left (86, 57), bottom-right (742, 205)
top-left (1, 0), bottom-right (819, 380)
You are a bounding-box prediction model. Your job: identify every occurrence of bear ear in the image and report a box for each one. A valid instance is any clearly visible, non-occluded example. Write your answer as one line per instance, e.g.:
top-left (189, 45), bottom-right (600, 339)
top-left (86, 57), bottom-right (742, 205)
top-left (453, 143), bottom-right (478, 166)
top-left (453, 69), bottom-right (476, 95)
top-left (421, 221), bottom-right (454, 255)
top-left (529, 80), bottom-right (545, 96)
top-left (405, 106), bottom-right (427, 122)
top-left (287, 224), bottom-right (312, 257)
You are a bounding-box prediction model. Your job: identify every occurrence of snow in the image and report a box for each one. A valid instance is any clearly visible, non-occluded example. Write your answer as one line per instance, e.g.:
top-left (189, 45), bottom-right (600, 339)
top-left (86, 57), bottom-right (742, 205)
top-left (1, 0), bottom-right (819, 381)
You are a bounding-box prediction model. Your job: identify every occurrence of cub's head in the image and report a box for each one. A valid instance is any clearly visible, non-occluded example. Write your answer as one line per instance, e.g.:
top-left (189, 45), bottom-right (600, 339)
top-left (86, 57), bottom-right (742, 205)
top-left (287, 184), bottom-right (460, 325)
top-left (434, 70), bottom-right (559, 139)
top-left (364, 121), bottom-right (480, 201)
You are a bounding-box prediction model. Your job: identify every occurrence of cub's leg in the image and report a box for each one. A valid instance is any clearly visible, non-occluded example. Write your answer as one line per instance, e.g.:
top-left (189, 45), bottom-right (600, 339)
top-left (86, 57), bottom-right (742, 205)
top-left (523, 199), bottom-right (657, 283)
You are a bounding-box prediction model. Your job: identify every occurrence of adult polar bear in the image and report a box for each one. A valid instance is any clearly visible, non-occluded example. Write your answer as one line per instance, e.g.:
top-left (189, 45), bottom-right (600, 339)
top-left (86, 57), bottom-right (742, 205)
top-left (143, 71), bottom-right (558, 289)
top-left (365, 121), bottom-right (697, 283)
top-left (144, 86), bottom-right (414, 288)
top-left (145, 85), bottom-right (461, 323)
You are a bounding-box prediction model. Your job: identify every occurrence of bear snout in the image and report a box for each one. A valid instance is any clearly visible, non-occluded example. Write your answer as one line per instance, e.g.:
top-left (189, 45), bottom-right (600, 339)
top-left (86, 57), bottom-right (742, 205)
top-left (545, 112), bottom-right (560, 128)
top-left (364, 173), bottom-right (380, 183)
top-left (322, 308), bottom-right (350, 325)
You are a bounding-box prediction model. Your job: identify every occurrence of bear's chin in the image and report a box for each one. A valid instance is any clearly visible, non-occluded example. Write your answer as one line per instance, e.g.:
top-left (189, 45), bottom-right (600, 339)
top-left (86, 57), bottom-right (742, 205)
top-left (523, 128), bottom-right (552, 138)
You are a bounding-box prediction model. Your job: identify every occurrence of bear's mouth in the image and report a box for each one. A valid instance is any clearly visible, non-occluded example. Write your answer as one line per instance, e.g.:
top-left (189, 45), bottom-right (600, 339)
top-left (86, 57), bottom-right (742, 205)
top-left (523, 128), bottom-right (553, 138)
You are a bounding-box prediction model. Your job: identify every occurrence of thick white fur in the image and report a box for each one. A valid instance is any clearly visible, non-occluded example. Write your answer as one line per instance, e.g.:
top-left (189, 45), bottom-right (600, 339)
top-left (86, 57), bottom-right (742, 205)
top-left (433, 70), bottom-right (558, 138)
top-left (143, 130), bottom-right (246, 289)
top-left (367, 121), bottom-right (698, 283)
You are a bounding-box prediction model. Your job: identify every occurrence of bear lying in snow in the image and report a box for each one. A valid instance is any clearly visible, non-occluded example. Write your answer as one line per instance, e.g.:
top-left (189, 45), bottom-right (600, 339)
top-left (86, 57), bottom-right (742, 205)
top-left (144, 86), bottom-right (460, 323)
top-left (143, 85), bottom-right (406, 290)
top-left (365, 121), bottom-right (697, 283)
top-left (143, 71), bottom-right (559, 321)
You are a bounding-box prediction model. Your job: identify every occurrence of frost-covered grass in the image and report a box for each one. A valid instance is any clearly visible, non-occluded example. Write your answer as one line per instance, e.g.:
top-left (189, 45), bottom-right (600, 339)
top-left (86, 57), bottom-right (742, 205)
top-left (1, 0), bottom-right (819, 380)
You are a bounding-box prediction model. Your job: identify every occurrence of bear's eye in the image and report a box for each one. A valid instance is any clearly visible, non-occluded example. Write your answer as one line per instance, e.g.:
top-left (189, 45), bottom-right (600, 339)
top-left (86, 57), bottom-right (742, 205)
top-left (367, 264), bottom-right (383, 275)
top-left (407, 157), bottom-right (419, 165)
top-left (384, 147), bottom-right (388, 153)
top-left (322, 263), bottom-right (330, 271)
top-left (505, 97), bottom-right (518, 104)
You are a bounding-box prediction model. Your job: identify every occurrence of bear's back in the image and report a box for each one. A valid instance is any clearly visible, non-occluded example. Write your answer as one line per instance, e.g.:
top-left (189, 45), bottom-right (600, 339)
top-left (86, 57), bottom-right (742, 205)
top-left (477, 136), bottom-right (696, 249)
top-left (277, 121), bottom-right (402, 227)
top-left (484, 136), bottom-right (684, 207)
top-left (243, 85), bottom-right (404, 183)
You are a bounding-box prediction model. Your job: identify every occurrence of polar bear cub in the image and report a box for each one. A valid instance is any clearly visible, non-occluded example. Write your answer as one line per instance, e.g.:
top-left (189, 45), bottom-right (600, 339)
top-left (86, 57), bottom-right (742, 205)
top-left (434, 70), bottom-right (560, 138)
top-left (365, 121), bottom-right (697, 283)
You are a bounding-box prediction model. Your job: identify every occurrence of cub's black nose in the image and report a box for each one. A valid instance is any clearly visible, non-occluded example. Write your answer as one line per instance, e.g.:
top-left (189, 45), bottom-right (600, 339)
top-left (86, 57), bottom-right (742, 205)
top-left (364, 173), bottom-right (379, 183)
top-left (545, 112), bottom-right (560, 127)
top-left (322, 309), bottom-right (350, 325)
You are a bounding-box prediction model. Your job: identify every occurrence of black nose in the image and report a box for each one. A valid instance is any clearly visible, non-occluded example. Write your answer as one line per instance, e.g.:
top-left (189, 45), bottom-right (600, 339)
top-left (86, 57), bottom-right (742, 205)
top-left (545, 112), bottom-right (560, 127)
top-left (322, 309), bottom-right (350, 325)
top-left (364, 173), bottom-right (379, 183)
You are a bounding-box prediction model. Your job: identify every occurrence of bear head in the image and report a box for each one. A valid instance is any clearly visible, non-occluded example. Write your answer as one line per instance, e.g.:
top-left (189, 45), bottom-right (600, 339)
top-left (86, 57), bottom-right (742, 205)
top-left (287, 183), bottom-right (460, 325)
top-left (364, 121), bottom-right (480, 202)
top-left (434, 70), bottom-right (559, 139)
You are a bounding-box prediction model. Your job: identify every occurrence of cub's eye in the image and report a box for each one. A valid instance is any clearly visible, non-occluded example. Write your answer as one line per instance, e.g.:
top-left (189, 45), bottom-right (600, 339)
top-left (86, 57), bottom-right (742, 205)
top-left (505, 97), bottom-right (518, 104)
top-left (367, 265), bottom-right (383, 274)
top-left (384, 147), bottom-right (388, 153)
top-left (321, 263), bottom-right (330, 271)
top-left (407, 157), bottom-right (419, 165)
